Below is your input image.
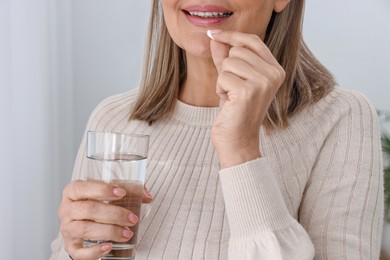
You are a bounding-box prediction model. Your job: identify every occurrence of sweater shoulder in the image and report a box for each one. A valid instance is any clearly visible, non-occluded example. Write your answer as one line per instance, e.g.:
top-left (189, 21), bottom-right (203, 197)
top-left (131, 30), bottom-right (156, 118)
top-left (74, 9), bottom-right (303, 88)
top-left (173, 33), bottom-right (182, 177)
top-left (280, 87), bottom-right (379, 152)
top-left (296, 87), bottom-right (378, 126)
top-left (86, 89), bottom-right (139, 130)
top-left (320, 87), bottom-right (376, 115)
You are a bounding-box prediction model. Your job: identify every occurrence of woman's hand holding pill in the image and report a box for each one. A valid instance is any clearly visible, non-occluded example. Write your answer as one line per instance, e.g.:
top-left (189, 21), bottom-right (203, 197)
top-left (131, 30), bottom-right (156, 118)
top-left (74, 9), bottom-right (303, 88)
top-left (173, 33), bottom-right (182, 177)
top-left (207, 30), bottom-right (286, 168)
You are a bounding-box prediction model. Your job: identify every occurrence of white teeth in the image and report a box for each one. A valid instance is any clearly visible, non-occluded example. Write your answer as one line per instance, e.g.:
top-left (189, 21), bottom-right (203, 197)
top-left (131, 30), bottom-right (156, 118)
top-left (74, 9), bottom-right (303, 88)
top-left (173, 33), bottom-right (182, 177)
top-left (188, 11), bottom-right (232, 18)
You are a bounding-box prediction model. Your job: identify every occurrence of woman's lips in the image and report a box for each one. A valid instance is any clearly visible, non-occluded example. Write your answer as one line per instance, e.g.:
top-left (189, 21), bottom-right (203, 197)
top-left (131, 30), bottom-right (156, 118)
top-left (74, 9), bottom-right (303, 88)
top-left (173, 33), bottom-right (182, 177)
top-left (182, 5), bottom-right (233, 27)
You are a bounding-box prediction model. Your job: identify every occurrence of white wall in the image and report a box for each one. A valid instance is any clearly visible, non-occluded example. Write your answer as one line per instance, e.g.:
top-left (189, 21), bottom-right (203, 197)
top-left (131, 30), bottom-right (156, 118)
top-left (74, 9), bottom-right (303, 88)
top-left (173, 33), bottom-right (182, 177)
top-left (71, 0), bottom-right (151, 149)
top-left (0, 2), bottom-right (14, 258)
top-left (304, 0), bottom-right (390, 111)
top-left (0, 0), bottom-right (66, 258)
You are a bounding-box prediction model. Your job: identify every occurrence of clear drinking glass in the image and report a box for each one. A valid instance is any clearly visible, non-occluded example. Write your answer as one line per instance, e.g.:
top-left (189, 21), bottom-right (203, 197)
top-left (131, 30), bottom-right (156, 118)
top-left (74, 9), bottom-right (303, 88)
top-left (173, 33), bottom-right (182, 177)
top-left (83, 131), bottom-right (149, 260)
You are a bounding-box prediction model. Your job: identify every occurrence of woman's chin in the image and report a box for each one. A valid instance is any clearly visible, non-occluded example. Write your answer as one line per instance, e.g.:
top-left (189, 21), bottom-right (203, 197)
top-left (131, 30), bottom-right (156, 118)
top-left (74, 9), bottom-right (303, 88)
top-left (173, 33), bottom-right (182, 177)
top-left (184, 45), bottom-right (213, 60)
top-left (180, 36), bottom-right (213, 59)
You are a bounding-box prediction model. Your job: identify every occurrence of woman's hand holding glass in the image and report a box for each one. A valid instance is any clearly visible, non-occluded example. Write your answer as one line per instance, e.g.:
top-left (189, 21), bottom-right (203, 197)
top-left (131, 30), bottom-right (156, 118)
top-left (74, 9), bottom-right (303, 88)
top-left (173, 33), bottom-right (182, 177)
top-left (58, 180), bottom-right (152, 260)
top-left (209, 30), bottom-right (286, 169)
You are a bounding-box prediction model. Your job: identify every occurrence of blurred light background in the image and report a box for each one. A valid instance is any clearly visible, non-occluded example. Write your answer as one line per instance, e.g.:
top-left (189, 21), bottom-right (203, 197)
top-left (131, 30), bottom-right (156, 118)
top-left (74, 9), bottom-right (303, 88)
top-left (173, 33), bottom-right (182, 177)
top-left (0, 0), bottom-right (389, 258)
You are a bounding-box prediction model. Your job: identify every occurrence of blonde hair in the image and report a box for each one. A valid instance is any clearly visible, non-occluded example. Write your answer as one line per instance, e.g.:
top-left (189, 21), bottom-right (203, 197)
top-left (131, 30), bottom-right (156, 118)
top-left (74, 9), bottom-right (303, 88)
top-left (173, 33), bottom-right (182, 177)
top-left (131, 0), bottom-right (335, 129)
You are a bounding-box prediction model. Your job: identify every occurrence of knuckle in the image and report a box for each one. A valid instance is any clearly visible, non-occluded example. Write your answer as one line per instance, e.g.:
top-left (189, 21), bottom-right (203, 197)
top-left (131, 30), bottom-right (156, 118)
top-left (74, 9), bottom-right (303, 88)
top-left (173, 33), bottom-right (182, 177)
top-left (267, 68), bottom-right (280, 84)
top-left (217, 73), bottom-right (226, 86)
top-left (275, 66), bottom-right (286, 79)
top-left (58, 204), bottom-right (66, 219)
top-left (80, 200), bottom-right (98, 214)
top-left (279, 68), bottom-right (286, 82)
top-left (59, 223), bottom-right (69, 237)
top-left (62, 182), bottom-right (72, 197)
top-left (69, 220), bottom-right (90, 238)
top-left (73, 179), bottom-right (86, 195)
top-left (244, 85), bottom-right (256, 99)
top-left (264, 77), bottom-right (274, 90)
top-left (60, 221), bottom-right (85, 241)
top-left (228, 47), bottom-right (235, 57)
top-left (73, 179), bottom-right (84, 186)
top-left (228, 46), bottom-right (240, 57)
top-left (272, 68), bottom-right (285, 86)
top-left (79, 221), bottom-right (91, 237)
top-left (58, 200), bottom-right (75, 220)
top-left (261, 66), bottom-right (285, 88)
top-left (61, 221), bottom-right (77, 238)
top-left (63, 180), bottom-right (83, 197)
top-left (221, 59), bottom-right (231, 71)
top-left (249, 34), bottom-right (261, 43)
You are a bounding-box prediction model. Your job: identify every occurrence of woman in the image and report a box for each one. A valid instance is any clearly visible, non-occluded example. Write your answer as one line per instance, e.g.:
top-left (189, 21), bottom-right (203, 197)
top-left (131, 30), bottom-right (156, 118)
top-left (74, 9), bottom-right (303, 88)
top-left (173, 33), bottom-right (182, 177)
top-left (51, 0), bottom-right (383, 259)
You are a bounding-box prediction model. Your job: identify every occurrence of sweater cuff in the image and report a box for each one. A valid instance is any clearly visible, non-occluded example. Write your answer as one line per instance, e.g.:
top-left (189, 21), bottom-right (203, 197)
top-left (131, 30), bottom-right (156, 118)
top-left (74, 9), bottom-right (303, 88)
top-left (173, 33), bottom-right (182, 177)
top-left (219, 158), bottom-right (293, 239)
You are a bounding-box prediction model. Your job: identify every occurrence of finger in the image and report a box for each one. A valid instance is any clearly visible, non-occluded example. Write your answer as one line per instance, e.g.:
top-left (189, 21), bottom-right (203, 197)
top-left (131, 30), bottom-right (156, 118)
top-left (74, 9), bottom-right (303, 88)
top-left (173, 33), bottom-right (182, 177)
top-left (221, 57), bottom-right (256, 80)
top-left (209, 30), bottom-right (278, 66)
top-left (210, 38), bottom-right (229, 74)
top-left (216, 71), bottom-right (245, 100)
top-left (142, 186), bottom-right (153, 204)
top-left (63, 180), bottom-right (126, 202)
top-left (229, 46), bottom-right (263, 68)
top-left (222, 56), bottom-right (284, 86)
top-left (63, 200), bottom-right (138, 226)
top-left (229, 44), bottom-right (286, 87)
top-left (63, 220), bottom-right (133, 243)
top-left (66, 241), bottom-right (113, 260)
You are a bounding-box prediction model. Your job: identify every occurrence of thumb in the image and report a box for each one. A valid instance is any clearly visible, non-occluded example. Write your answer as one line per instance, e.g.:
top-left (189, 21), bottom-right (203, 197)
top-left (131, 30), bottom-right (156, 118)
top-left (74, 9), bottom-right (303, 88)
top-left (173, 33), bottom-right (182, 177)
top-left (210, 39), bottom-right (229, 74)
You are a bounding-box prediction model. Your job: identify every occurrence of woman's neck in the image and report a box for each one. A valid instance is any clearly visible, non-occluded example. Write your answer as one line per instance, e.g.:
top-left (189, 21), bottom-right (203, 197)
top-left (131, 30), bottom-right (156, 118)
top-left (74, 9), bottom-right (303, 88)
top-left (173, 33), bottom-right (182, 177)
top-left (179, 53), bottom-right (220, 107)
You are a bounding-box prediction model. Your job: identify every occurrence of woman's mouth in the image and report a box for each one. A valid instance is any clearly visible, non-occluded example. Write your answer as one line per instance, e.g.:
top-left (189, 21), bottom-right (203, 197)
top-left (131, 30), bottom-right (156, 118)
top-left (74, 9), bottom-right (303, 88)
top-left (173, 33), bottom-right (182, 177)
top-left (182, 5), bottom-right (233, 27)
top-left (184, 11), bottom-right (233, 19)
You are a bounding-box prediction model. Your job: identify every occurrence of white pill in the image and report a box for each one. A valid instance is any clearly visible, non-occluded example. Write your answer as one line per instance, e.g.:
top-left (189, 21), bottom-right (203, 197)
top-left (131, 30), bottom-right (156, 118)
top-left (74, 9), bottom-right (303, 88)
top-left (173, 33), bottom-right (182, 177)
top-left (207, 30), bottom-right (215, 40)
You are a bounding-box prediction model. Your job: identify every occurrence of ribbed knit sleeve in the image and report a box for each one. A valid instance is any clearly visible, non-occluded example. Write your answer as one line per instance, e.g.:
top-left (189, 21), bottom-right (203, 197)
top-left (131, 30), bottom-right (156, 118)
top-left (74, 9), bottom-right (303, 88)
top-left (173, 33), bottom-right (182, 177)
top-left (298, 91), bottom-right (383, 259)
top-left (219, 158), bottom-right (315, 260)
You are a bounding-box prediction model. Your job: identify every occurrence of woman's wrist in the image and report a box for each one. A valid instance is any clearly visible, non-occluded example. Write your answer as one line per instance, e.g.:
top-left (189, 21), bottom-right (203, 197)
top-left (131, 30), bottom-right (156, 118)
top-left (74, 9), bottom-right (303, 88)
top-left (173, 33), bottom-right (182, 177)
top-left (218, 147), bottom-right (261, 169)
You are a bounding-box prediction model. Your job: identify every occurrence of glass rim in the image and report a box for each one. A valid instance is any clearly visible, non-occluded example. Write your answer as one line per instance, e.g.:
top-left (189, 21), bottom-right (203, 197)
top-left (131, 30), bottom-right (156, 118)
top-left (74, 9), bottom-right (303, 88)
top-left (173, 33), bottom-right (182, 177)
top-left (87, 131), bottom-right (150, 139)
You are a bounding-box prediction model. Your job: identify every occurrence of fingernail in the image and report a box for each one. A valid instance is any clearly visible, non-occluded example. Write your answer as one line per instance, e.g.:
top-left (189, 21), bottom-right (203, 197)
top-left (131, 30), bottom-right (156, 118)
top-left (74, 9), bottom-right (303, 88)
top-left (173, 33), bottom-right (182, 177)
top-left (143, 188), bottom-right (152, 199)
top-left (129, 214), bottom-right (138, 224)
top-left (122, 228), bottom-right (133, 238)
top-left (113, 187), bottom-right (126, 197)
top-left (207, 29), bottom-right (222, 40)
top-left (101, 244), bottom-right (112, 251)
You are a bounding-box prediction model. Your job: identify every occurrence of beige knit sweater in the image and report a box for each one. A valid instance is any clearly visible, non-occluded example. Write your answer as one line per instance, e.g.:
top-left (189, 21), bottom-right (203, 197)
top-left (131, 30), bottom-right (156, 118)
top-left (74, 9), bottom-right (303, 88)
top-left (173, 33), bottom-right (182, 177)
top-left (51, 87), bottom-right (383, 259)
